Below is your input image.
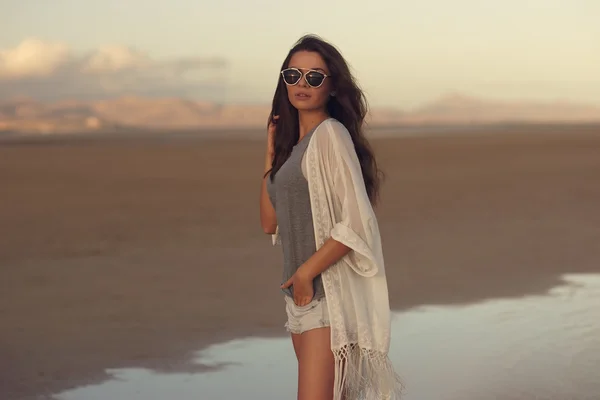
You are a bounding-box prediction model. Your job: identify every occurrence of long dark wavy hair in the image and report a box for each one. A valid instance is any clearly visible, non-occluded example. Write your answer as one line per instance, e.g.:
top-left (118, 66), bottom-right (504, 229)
top-left (267, 34), bottom-right (384, 205)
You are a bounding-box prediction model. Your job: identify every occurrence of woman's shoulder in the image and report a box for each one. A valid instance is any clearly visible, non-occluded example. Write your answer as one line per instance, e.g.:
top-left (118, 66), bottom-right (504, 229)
top-left (308, 118), bottom-right (356, 164)
top-left (313, 118), bottom-right (351, 143)
top-left (323, 117), bottom-right (348, 132)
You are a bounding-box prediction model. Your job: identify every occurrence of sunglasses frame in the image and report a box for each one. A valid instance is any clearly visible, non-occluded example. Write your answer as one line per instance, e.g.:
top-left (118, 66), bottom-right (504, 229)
top-left (280, 67), bottom-right (330, 89)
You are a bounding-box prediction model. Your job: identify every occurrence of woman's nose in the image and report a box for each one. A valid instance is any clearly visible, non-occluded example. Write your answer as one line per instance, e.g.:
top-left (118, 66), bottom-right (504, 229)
top-left (298, 72), bottom-right (309, 88)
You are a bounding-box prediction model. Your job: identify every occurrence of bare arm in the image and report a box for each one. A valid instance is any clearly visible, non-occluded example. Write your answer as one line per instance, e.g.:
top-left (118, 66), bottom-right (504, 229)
top-left (260, 151), bottom-right (277, 234)
top-left (281, 227), bottom-right (352, 304)
top-left (296, 237), bottom-right (351, 280)
top-left (259, 116), bottom-right (278, 234)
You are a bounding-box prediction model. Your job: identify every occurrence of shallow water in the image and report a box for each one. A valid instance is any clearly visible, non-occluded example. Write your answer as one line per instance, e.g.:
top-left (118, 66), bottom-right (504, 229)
top-left (55, 274), bottom-right (600, 400)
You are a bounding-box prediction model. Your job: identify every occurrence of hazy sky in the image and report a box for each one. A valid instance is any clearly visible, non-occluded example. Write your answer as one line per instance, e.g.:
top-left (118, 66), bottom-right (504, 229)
top-left (2, 0), bottom-right (599, 108)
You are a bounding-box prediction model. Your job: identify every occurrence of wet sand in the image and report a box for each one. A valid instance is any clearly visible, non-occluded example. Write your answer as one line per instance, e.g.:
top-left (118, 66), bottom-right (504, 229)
top-left (54, 273), bottom-right (600, 400)
top-left (1, 124), bottom-right (599, 399)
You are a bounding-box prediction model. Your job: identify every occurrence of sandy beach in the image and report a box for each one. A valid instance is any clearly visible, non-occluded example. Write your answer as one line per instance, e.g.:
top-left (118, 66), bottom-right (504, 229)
top-left (1, 124), bottom-right (599, 400)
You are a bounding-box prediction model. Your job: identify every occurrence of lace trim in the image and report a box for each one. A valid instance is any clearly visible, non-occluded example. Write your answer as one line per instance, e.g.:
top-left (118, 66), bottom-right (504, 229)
top-left (306, 124), bottom-right (346, 347)
top-left (334, 345), bottom-right (404, 400)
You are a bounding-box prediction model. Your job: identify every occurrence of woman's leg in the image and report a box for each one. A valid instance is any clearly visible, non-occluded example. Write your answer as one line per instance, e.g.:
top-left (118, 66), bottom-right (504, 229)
top-left (297, 326), bottom-right (335, 400)
top-left (285, 295), bottom-right (335, 399)
top-left (291, 332), bottom-right (302, 361)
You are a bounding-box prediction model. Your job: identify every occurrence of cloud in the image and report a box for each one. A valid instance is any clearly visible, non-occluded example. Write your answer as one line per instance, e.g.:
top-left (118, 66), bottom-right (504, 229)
top-left (82, 45), bottom-right (150, 73)
top-left (0, 39), bottom-right (229, 101)
top-left (0, 38), bottom-right (71, 79)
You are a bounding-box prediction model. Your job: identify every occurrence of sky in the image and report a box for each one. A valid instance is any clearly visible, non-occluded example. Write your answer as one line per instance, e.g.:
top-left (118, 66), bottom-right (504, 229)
top-left (1, 0), bottom-right (599, 109)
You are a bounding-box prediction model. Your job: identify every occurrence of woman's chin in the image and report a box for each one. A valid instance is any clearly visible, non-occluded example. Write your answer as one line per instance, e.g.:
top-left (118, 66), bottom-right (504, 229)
top-left (291, 101), bottom-right (324, 112)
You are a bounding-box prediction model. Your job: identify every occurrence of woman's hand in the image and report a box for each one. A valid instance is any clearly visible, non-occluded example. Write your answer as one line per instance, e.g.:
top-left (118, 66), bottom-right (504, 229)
top-left (267, 115), bottom-right (279, 159)
top-left (281, 268), bottom-right (314, 307)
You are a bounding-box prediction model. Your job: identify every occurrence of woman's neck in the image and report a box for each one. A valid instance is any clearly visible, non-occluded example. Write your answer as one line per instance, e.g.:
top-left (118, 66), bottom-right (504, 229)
top-left (298, 110), bottom-right (330, 141)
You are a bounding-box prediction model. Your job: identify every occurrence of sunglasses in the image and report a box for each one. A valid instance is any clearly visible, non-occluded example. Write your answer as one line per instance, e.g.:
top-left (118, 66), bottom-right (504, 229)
top-left (281, 68), bottom-right (330, 88)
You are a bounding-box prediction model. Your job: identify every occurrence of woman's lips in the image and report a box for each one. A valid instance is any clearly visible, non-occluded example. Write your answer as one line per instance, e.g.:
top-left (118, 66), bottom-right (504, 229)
top-left (295, 93), bottom-right (311, 100)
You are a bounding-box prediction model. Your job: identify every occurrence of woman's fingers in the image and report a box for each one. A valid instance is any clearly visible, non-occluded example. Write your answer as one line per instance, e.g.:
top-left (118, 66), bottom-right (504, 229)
top-left (295, 297), bottom-right (311, 307)
top-left (280, 278), bottom-right (293, 289)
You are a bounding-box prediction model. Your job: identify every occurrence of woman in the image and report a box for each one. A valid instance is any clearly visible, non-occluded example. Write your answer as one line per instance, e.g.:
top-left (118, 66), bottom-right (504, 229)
top-left (259, 34), bottom-right (402, 400)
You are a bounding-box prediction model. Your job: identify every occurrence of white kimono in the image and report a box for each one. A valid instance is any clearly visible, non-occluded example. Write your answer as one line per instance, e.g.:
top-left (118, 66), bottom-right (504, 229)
top-left (273, 118), bottom-right (403, 399)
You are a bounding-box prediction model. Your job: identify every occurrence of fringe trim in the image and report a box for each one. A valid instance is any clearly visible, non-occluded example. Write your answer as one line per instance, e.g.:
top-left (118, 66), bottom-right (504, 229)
top-left (333, 344), bottom-right (404, 400)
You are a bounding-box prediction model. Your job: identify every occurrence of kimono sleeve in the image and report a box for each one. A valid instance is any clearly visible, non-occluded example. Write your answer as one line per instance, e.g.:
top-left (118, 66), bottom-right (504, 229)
top-left (272, 225), bottom-right (281, 246)
top-left (316, 120), bottom-right (380, 277)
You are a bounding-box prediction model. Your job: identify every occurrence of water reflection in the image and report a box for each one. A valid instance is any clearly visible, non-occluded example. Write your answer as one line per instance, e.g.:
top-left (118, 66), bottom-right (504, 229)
top-left (55, 274), bottom-right (600, 400)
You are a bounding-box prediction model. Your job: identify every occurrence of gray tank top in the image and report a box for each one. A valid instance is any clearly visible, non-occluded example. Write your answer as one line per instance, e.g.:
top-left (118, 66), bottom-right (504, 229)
top-left (266, 126), bottom-right (325, 300)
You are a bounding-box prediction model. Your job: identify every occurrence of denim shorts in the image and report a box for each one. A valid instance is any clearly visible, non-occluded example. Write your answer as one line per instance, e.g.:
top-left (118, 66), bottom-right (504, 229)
top-left (284, 295), bottom-right (330, 334)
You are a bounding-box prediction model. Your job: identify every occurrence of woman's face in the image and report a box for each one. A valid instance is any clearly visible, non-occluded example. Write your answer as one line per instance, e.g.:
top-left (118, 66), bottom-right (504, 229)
top-left (284, 50), bottom-right (332, 112)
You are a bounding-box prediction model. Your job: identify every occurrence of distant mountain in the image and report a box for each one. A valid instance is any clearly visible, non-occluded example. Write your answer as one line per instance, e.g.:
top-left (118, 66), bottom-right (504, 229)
top-left (0, 96), bottom-right (272, 133)
top-left (1, 93), bottom-right (599, 134)
top-left (0, 98), bottom-right (116, 134)
top-left (401, 93), bottom-right (600, 124)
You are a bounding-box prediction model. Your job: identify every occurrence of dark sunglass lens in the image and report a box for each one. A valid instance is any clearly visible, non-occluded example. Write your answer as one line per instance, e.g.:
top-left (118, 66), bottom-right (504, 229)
top-left (282, 70), bottom-right (301, 84)
top-left (305, 71), bottom-right (325, 87)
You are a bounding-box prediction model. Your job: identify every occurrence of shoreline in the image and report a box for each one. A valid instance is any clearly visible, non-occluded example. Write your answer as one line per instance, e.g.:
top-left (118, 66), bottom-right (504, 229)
top-left (1, 121), bottom-right (599, 143)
